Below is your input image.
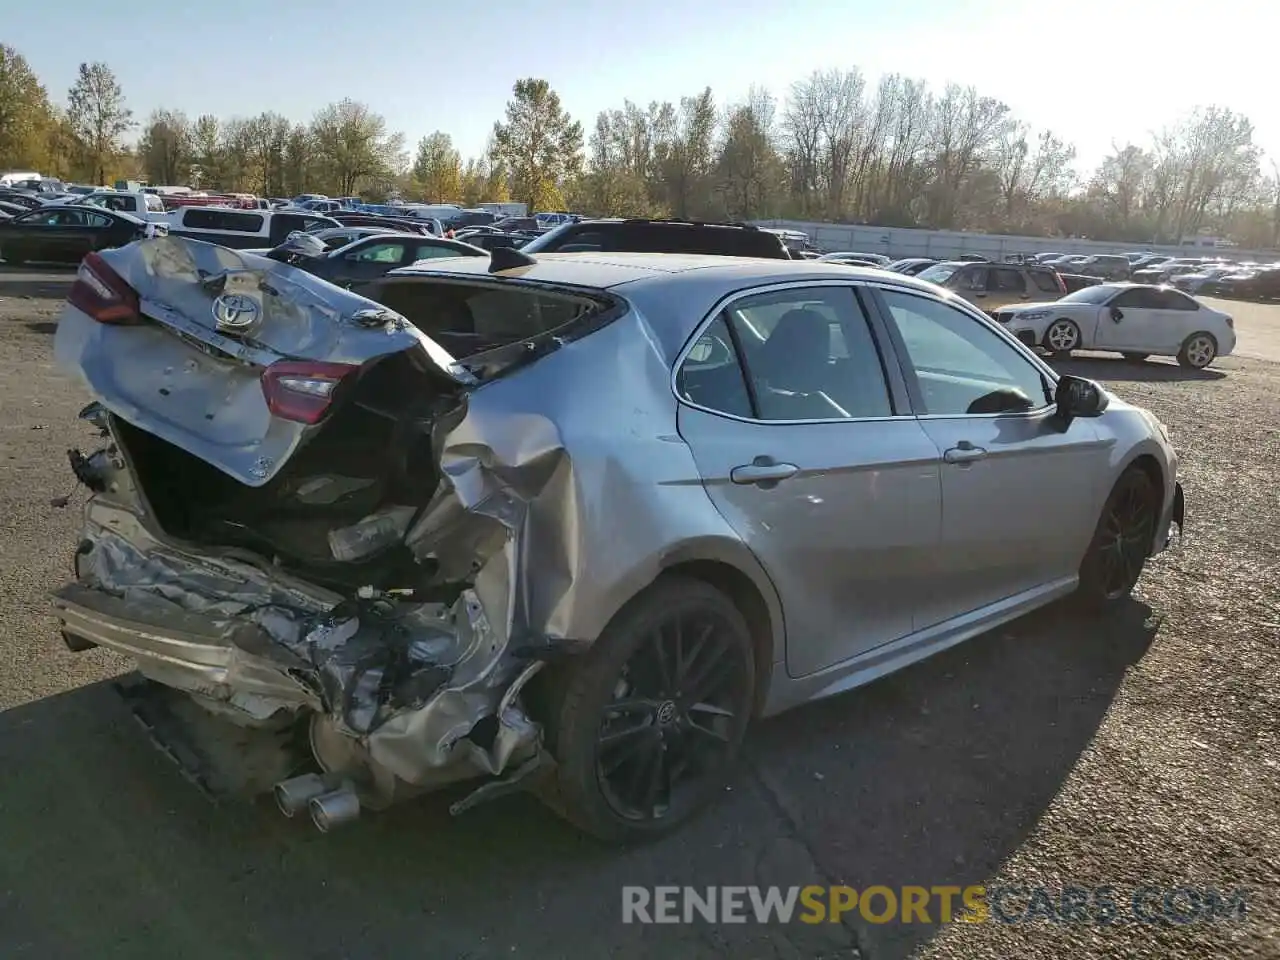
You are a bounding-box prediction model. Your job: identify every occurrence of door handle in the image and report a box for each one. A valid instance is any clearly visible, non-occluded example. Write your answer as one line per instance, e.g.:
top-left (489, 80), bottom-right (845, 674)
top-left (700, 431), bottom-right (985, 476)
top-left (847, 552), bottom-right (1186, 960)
top-left (943, 441), bottom-right (988, 464)
top-left (730, 456), bottom-right (799, 485)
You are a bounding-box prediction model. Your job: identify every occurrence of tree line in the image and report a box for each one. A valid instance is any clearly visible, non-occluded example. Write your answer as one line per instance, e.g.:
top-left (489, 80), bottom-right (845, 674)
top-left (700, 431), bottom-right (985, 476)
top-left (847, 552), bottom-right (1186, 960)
top-left (3, 44), bottom-right (1277, 247)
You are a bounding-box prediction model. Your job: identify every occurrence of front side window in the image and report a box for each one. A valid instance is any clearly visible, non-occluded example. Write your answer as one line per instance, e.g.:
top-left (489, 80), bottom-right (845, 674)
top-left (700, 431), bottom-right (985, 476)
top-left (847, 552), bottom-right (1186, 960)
top-left (879, 289), bottom-right (1052, 416)
top-left (1112, 288), bottom-right (1162, 309)
top-left (351, 242), bottom-right (406, 263)
top-left (17, 210), bottom-right (61, 227)
top-left (957, 266), bottom-right (988, 292)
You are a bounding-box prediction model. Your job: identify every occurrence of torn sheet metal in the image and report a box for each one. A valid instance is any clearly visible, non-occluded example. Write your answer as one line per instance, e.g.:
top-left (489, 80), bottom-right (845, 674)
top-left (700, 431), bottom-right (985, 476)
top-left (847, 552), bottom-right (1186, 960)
top-left (73, 499), bottom-right (545, 787)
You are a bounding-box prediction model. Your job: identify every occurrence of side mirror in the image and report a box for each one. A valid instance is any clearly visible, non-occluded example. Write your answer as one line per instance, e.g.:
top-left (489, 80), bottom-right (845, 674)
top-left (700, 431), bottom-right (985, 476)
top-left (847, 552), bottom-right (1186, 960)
top-left (1110, 306), bottom-right (1123, 322)
top-left (1054, 375), bottom-right (1109, 428)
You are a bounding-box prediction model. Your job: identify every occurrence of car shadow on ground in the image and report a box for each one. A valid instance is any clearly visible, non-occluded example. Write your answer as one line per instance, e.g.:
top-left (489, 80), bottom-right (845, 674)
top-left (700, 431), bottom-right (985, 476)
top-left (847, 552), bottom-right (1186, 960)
top-left (1055, 354), bottom-right (1226, 382)
top-left (0, 600), bottom-right (1159, 960)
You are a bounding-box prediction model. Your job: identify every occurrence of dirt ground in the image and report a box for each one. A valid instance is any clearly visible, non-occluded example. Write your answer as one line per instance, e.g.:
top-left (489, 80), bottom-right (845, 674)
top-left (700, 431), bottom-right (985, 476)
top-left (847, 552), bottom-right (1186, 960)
top-left (0, 266), bottom-right (1276, 960)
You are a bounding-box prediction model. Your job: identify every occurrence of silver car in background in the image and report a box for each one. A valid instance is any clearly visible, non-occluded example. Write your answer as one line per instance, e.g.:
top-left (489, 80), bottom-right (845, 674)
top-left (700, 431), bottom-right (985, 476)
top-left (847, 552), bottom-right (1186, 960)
top-left (50, 239), bottom-right (1183, 843)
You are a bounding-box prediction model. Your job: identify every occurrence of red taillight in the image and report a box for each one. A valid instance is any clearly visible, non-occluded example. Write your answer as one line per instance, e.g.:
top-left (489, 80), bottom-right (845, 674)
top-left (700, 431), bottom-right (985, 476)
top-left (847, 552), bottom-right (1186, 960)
top-left (260, 360), bottom-right (358, 425)
top-left (1055, 271), bottom-right (1067, 294)
top-left (67, 252), bottom-right (140, 324)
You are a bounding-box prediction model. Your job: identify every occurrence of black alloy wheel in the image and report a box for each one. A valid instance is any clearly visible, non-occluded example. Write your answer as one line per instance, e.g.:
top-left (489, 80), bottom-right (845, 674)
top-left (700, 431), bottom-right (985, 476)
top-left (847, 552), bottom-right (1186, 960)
top-left (1078, 467), bottom-right (1158, 608)
top-left (596, 606), bottom-right (749, 822)
top-left (539, 577), bottom-right (755, 842)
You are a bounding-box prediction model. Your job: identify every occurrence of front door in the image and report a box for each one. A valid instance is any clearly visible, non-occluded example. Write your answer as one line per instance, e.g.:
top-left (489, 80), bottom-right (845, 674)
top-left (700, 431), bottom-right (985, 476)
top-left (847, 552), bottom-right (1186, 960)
top-left (1093, 286), bottom-right (1164, 351)
top-left (871, 287), bottom-right (1111, 627)
top-left (675, 284), bottom-right (942, 677)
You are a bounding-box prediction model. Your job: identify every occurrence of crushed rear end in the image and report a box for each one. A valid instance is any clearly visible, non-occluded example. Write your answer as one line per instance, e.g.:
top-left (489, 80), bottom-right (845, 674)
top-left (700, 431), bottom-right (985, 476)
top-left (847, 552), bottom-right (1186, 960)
top-left (51, 237), bottom-right (601, 829)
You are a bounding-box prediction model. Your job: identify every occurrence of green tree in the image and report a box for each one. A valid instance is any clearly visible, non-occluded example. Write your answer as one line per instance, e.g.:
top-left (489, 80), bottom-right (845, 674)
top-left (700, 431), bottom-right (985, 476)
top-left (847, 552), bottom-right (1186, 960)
top-left (491, 78), bottom-right (583, 209)
top-left (0, 45), bottom-right (54, 170)
top-left (309, 99), bottom-right (405, 196)
top-left (138, 109), bottom-right (192, 185)
top-left (411, 131), bottom-right (461, 201)
top-left (66, 62), bottom-right (134, 185)
top-left (189, 114), bottom-right (223, 189)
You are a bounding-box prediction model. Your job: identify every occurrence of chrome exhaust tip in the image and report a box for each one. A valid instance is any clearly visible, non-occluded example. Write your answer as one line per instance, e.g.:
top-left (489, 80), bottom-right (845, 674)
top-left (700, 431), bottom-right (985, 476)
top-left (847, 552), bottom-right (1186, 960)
top-left (309, 786), bottom-right (361, 833)
top-left (273, 773), bottom-right (330, 818)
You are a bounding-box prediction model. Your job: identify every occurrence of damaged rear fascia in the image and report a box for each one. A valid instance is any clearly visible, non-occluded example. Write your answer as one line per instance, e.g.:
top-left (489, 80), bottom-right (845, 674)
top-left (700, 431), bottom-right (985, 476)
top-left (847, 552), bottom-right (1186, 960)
top-left (59, 254), bottom-right (627, 795)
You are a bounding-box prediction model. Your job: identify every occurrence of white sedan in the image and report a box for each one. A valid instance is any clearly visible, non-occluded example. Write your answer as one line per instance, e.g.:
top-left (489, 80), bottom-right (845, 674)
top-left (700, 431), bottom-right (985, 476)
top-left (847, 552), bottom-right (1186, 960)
top-left (993, 283), bottom-right (1235, 369)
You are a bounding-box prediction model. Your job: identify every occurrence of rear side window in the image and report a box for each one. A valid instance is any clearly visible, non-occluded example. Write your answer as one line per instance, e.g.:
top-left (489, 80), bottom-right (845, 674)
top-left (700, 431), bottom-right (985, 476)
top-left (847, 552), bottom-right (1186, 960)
top-left (988, 268), bottom-right (1025, 293)
top-left (678, 286), bottom-right (893, 421)
top-left (184, 209), bottom-right (264, 232)
top-left (1029, 270), bottom-right (1061, 293)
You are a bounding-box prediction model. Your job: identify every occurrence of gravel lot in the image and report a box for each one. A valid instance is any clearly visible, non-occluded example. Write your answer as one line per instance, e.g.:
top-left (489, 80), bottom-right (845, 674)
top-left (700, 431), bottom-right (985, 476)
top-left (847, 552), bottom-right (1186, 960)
top-left (0, 266), bottom-right (1276, 960)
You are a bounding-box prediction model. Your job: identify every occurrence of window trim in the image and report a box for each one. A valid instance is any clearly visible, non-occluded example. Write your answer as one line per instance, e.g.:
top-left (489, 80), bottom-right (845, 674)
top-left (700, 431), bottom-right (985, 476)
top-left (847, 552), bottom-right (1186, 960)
top-left (863, 286), bottom-right (1060, 421)
top-left (669, 279), bottom-right (911, 425)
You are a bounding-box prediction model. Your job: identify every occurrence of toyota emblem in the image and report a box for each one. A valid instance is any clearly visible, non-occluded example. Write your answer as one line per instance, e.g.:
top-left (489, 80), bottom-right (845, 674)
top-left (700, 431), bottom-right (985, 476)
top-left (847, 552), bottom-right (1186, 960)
top-left (212, 293), bottom-right (260, 333)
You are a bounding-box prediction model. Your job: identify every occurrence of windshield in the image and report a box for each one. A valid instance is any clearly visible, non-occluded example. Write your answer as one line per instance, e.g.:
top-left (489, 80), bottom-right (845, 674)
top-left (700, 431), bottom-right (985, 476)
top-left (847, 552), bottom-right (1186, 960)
top-left (917, 264), bottom-right (959, 284)
top-left (1059, 285), bottom-right (1118, 304)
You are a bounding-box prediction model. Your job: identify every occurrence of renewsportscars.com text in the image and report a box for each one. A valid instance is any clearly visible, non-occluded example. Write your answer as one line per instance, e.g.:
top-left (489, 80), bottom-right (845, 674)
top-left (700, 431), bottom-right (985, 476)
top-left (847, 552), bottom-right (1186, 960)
top-left (621, 885), bottom-right (1251, 926)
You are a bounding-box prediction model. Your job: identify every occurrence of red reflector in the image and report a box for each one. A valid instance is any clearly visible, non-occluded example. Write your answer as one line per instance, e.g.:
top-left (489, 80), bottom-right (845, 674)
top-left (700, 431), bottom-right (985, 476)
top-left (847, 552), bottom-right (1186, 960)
top-left (67, 252), bottom-right (141, 324)
top-left (261, 360), bottom-right (358, 425)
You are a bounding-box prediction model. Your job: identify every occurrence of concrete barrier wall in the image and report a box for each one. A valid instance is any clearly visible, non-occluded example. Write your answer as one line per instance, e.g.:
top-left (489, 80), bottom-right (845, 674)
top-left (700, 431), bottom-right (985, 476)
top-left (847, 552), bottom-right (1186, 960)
top-left (752, 220), bottom-right (1279, 263)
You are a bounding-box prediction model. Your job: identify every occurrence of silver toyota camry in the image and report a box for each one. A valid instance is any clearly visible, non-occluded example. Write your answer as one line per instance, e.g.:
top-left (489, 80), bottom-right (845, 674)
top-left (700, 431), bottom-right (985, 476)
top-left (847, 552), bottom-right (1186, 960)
top-left (50, 238), bottom-right (1184, 842)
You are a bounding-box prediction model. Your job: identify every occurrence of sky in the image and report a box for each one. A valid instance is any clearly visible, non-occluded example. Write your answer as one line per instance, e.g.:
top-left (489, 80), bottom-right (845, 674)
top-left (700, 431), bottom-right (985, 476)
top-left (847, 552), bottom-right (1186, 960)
top-left (8, 0), bottom-right (1278, 177)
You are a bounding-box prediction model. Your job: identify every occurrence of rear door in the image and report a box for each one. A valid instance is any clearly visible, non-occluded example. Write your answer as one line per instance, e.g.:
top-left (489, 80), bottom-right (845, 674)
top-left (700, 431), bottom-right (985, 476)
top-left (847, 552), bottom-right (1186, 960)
top-left (984, 265), bottom-right (1032, 309)
top-left (675, 282), bottom-right (943, 677)
top-left (870, 287), bottom-right (1109, 625)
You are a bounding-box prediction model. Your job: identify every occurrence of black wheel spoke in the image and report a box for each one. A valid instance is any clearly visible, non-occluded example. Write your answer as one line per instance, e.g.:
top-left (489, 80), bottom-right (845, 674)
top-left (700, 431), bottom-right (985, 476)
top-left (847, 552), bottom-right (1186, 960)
top-left (639, 743), bottom-right (668, 815)
top-left (682, 634), bottom-right (730, 700)
top-left (675, 623), bottom-right (712, 686)
top-left (594, 605), bottom-right (748, 824)
top-left (687, 701), bottom-right (735, 719)
top-left (605, 698), bottom-right (661, 716)
top-left (684, 717), bottom-right (730, 744)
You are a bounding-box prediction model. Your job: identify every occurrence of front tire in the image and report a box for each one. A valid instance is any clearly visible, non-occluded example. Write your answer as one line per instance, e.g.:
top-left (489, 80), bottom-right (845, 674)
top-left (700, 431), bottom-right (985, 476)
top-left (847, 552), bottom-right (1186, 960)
top-left (1178, 332), bottom-right (1217, 369)
top-left (1075, 466), bottom-right (1158, 611)
top-left (1044, 318), bottom-right (1081, 357)
top-left (539, 577), bottom-right (755, 843)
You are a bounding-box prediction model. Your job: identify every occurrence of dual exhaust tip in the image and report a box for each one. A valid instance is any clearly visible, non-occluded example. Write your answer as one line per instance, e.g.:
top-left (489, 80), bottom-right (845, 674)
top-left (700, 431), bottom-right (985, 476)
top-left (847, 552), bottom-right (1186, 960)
top-left (274, 773), bottom-right (360, 832)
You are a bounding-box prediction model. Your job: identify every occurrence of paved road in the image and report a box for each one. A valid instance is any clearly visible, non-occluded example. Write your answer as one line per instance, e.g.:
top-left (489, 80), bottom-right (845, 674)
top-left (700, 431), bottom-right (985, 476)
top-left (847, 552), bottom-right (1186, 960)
top-left (0, 273), bottom-right (1276, 959)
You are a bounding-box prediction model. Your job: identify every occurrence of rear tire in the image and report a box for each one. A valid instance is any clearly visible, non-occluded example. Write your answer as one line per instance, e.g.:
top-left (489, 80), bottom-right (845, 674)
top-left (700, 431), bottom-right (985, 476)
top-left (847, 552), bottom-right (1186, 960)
top-left (1177, 332), bottom-right (1217, 369)
top-left (1121, 352), bottom-right (1149, 363)
top-left (537, 577), bottom-right (755, 843)
top-left (1075, 466), bottom-right (1158, 612)
top-left (1044, 318), bottom-right (1081, 357)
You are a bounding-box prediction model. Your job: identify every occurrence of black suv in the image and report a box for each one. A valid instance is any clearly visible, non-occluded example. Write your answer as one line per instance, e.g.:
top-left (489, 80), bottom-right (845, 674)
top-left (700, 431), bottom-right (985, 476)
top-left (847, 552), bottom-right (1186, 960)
top-left (519, 218), bottom-right (791, 259)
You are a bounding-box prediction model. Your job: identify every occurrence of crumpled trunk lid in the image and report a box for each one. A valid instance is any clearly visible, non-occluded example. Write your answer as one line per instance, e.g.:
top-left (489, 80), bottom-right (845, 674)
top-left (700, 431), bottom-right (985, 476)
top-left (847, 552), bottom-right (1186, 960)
top-left (54, 236), bottom-right (467, 487)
